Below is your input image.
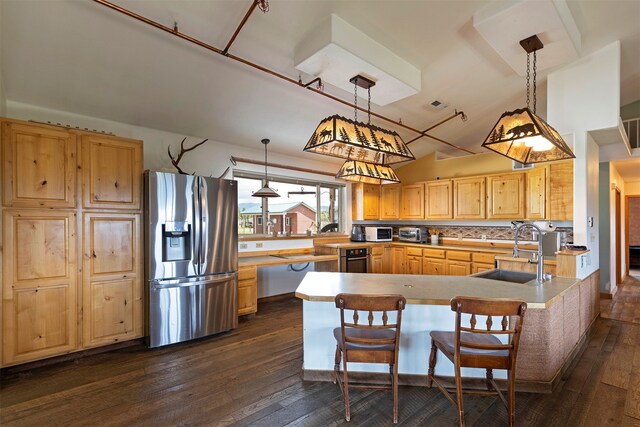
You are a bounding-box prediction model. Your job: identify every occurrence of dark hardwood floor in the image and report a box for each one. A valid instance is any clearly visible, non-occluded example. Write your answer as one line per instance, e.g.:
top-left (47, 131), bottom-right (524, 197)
top-left (2, 279), bottom-right (640, 426)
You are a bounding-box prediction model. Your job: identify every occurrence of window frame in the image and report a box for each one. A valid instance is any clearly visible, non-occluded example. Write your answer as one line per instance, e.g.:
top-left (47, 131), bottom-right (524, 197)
top-left (233, 170), bottom-right (344, 235)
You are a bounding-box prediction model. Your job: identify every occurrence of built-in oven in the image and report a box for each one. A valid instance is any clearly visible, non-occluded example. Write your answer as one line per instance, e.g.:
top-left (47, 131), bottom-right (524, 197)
top-left (340, 247), bottom-right (370, 273)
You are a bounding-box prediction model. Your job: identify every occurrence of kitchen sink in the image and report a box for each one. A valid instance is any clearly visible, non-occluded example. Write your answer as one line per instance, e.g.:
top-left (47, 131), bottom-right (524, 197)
top-left (471, 269), bottom-right (538, 284)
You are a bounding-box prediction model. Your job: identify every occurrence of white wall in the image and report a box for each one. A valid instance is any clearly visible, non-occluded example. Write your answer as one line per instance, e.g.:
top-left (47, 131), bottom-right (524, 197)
top-left (547, 42), bottom-right (622, 281)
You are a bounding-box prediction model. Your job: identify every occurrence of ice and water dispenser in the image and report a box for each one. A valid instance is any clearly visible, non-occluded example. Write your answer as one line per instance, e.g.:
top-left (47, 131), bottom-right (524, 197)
top-left (162, 221), bottom-right (192, 261)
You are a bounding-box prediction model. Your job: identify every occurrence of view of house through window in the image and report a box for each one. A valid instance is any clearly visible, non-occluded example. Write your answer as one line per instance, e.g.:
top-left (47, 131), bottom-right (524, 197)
top-left (234, 172), bottom-right (343, 236)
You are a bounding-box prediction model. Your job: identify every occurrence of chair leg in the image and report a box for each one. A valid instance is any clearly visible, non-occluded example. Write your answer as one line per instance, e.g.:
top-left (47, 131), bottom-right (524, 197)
top-left (333, 345), bottom-right (341, 384)
top-left (455, 364), bottom-right (465, 427)
top-left (342, 355), bottom-right (351, 422)
top-left (392, 362), bottom-right (399, 424)
top-left (427, 339), bottom-right (437, 387)
top-left (507, 370), bottom-right (515, 427)
top-left (486, 368), bottom-right (493, 391)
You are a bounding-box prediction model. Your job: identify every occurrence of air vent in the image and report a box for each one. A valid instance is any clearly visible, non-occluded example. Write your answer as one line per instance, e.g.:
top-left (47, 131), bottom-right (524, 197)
top-left (512, 160), bottom-right (534, 170)
top-left (428, 100), bottom-right (449, 110)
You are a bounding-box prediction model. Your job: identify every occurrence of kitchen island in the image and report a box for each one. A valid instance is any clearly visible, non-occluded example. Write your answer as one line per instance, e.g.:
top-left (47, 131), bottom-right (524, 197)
top-left (295, 271), bottom-right (599, 392)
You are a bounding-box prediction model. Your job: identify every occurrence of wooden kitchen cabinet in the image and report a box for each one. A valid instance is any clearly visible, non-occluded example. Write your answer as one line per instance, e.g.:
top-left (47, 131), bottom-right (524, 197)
top-left (2, 210), bottom-right (78, 365)
top-left (380, 184), bottom-right (401, 220)
top-left (453, 177), bottom-right (485, 219)
top-left (422, 248), bottom-right (446, 275)
top-left (238, 265), bottom-right (258, 316)
top-left (370, 246), bottom-right (385, 273)
top-left (81, 134), bottom-right (143, 210)
top-left (526, 167), bottom-right (546, 219)
top-left (446, 250), bottom-right (472, 276)
top-left (2, 121), bottom-right (77, 208)
top-left (486, 172), bottom-right (525, 219)
top-left (405, 247), bottom-right (423, 275)
top-left (352, 183), bottom-right (379, 220)
top-left (391, 247), bottom-right (406, 274)
top-left (548, 160), bottom-right (573, 220)
top-left (425, 179), bottom-right (452, 219)
top-left (401, 183), bottom-right (425, 219)
top-left (82, 213), bottom-right (142, 348)
top-left (472, 252), bottom-right (496, 274)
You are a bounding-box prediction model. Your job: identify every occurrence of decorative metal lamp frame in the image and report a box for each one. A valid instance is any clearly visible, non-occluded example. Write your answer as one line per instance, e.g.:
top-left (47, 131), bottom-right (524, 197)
top-left (481, 35), bottom-right (575, 164)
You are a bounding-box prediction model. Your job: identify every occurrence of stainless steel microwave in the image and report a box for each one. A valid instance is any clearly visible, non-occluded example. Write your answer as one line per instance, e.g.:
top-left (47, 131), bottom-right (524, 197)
top-left (398, 227), bottom-right (425, 243)
top-left (365, 226), bottom-right (393, 242)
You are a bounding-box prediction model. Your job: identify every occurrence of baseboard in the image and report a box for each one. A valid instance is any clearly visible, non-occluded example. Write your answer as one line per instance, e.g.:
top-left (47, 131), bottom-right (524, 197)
top-left (258, 292), bottom-right (296, 303)
top-left (600, 286), bottom-right (617, 299)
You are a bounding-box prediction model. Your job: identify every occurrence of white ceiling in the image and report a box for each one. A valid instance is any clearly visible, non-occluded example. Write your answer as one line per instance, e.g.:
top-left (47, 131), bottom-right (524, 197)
top-left (2, 0), bottom-right (639, 162)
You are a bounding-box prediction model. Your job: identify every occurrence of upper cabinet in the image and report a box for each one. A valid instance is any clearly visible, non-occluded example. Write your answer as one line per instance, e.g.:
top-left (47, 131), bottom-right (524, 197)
top-left (401, 183), bottom-right (425, 219)
top-left (453, 177), bottom-right (485, 219)
top-left (526, 167), bottom-right (546, 219)
top-left (81, 134), bottom-right (143, 210)
top-left (2, 122), bottom-right (77, 208)
top-left (486, 173), bottom-right (525, 219)
top-left (549, 160), bottom-right (573, 221)
top-left (425, 179), bottom-right (453, 219)
top-left (352, 183), bottom-right (380, 220)
top-left (380, 184), bottom-right (401, 220)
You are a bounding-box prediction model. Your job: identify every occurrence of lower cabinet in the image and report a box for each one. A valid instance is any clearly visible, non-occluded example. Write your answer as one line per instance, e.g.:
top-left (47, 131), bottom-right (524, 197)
top-left (2, 210), bottom-right (78, 365)
top-left (391, 247), bottom-right (406, 274)
top-left (472, 263), bottom-right (495, 273)
top-left (406, 248), bottom-right (423, 275)
top-left (446, 260), bottom-right (472, 276)
top-left (238, 265), bottom-right (258, 316)
top-left (423, 257), bottom-right (446, 275)
top-left (83, 213), bottom-right (142, 348)
top-left (370, 246), bottom-right (384, 273)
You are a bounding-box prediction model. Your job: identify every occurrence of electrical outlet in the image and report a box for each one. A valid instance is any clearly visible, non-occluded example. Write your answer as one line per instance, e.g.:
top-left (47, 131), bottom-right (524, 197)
top-left (255, 242), bottom-right (263, 248)
top-left (239, 243), bottom-right (248, 249)
top-left (481, 234), bottom-right (487, 240)
top-left (457, 234), bottom-right (463, 240)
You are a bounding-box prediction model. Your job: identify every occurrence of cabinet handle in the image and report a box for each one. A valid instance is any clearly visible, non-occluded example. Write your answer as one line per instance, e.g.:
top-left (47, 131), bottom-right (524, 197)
top-left (92, 250), bottom-right (97, 258)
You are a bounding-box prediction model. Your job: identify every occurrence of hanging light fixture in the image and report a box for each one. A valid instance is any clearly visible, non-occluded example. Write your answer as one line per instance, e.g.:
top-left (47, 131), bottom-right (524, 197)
top-left (481, 35), bottom-right (575, 164)
top-left (252, 138), bottom-right (280, 198)
top-left (336, 160), bottom-right (400, 184)
top-left (304, 75), bottom-right (415, 166)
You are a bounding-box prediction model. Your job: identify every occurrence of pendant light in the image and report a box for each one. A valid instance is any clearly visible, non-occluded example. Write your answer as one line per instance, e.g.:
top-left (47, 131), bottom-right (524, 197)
top-left (481, 35), bottom-right (575, 164)
top-left (252, 138), bottom-right (280, 198)
top-left (304, 75), bottom-right (415, 166)
top-left (336, 160), bottom-right (400, 184)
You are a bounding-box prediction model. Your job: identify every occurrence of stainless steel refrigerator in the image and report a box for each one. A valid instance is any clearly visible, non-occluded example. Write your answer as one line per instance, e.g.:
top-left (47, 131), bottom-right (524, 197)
top-left (145, 171), bottom-right (238, 348)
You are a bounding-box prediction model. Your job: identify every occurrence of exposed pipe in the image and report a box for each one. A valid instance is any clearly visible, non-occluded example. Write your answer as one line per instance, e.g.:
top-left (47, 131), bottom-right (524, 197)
top-left (406, 110), bottom-right (467, 145)
top-left (222, 0), bottom-right (258, 55)
top-left (230, 156), bottom-right (336, 177)
top-left (91, 0), bottom-right (476, 155)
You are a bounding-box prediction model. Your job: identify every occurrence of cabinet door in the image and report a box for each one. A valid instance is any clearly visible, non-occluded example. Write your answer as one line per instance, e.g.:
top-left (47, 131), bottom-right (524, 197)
top-left (2, 211), bottom-right (78, 366)
top-left (391, 247), bottom-right (406, 274)
top-left (401, 183), bottom-right (425, 219)
top-left (351, 183), bottom-right (380, 220)
top-left (526, 167), bottom-right (546, 219)
top-left (423, 258), bottom-right (446, 275)
top-left (406, 256), bottom-right (423, 275)
top-left (472, 263), bottom-right (495, 274)
top-left (2, 122), bottom-right (76, 208)
top-left (238, 266), bottom-right (257, 315)
top-left (81, 135), bottom-right (142, 210)
top-left (370, 255), bottom-right (384, 274)
top-left (83, 213), bottom-right (142, 348)
top-left (425, 180), bottom-right (452, 219)
top-left (453, 177), bottom-right (485, 219)
top-left (446, 261), bottom-right (471, 276)
top-left (549, 161), bottom-right (573, 220)
top-left (380, 184), bottom-right (401, 220)
top-left (487, 173), bottom-right (525, 219)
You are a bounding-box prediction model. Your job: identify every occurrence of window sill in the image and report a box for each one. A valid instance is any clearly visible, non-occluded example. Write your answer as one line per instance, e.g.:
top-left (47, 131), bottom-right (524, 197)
top-left (239, 233), bottom-right (348, 242)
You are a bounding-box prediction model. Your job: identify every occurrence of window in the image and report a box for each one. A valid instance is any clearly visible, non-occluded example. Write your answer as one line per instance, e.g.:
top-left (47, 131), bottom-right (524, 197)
top-left (234, 171), bottom-right (344, 235)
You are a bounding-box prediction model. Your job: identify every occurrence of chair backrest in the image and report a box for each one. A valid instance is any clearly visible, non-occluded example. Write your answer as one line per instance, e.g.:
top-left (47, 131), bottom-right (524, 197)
top-left (450, 296), bottom-right (527, 361)
top-left (335, 293), bottom-right (406, 350)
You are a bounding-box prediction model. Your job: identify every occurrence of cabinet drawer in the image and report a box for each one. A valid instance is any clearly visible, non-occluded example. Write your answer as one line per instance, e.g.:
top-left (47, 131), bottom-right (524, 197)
top-left (423, 248), bottom-right (446, 259)
top-left (447, 251), bottom-right (472, 261)
top-left (472, 252), bottom-right (497, 264)
top-left (406, 247), bottom-right (423, 257)
top-left (371, 246), bottom-right (384, 256)
top-left (238, 266), bottom-right (257, 281)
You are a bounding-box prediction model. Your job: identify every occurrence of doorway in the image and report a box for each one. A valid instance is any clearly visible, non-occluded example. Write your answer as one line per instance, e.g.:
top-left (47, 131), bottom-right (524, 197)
top-left (616, 189), bottom-right (622, 284)
top-left (627, 196), bottom-right (640, 278)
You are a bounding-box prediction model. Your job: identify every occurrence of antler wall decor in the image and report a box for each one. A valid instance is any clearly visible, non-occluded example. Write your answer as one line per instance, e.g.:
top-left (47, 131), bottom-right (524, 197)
top-left (167, 137), bottom-right (208, 174)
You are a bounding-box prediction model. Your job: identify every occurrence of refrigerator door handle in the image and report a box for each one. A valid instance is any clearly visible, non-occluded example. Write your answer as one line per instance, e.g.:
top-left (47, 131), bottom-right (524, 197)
top-left (193, 177), bottom-right (202, 276)
top-left (151, 272), bottom-right (238, 290)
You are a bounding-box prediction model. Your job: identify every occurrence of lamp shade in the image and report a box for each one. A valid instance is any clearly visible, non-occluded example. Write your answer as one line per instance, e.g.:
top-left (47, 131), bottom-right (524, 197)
top-left (304, 115), bottom-right (415, 165)
top-left (252, 185), bottom-right (280, 198)
top-left (481, 108), bottom-right (575, 163)
top-left (336, 160), bottom-right (400, 184)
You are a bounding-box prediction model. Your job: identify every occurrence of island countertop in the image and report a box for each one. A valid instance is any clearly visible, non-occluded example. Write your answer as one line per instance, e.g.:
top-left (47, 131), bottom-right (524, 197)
top-left (295, 272), bottom-right (580, 309)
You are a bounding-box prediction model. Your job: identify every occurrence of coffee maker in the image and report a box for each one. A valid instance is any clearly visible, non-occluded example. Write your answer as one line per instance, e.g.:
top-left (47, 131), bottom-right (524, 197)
top-left (350, 225), bottom-right (365, 242)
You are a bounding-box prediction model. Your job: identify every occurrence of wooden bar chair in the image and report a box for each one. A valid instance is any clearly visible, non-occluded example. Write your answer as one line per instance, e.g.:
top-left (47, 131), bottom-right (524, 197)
top-left (427, 296), bottom-right (527, 427)
top-left (333, 293), bottom-right (406, 424)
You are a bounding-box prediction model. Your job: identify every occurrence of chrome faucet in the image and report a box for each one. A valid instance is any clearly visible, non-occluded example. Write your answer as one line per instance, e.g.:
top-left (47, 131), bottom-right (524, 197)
top-left (513, 222), bottom-right (550, 284)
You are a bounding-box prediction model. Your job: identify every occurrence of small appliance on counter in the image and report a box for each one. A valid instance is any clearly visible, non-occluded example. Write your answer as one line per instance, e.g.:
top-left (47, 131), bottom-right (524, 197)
top-left (398, 227), bottom-right (426, 243)
top-left (365, 226), bottom-right (393, 242)
top-left (350, 225), bottom-right (366, 242)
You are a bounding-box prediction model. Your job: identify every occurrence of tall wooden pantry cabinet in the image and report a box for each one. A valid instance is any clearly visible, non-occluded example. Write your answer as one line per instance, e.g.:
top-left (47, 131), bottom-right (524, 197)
top-left (1, 118), bottom-right (143, 366)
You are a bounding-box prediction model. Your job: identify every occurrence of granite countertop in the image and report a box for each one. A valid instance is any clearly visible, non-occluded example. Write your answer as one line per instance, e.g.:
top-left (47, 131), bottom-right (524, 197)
top-left (295, 272), bottom-right (579, 309)
top-left (239, 254), bottom-right (339, 267)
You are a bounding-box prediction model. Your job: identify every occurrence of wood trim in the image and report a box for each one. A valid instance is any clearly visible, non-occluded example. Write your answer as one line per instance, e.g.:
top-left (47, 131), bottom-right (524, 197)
top-left (239, 233), bottom-right (348, 242)
top-left (616, 189), bottom-right (622, 285)
top-left (239, 248), bottom-right (315, 257)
